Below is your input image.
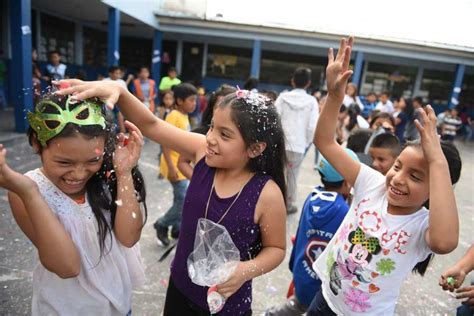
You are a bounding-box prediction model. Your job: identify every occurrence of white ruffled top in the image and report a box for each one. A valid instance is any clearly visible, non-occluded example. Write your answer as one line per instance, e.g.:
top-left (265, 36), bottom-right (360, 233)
top-left (25, 169), bottom-right (145, 316)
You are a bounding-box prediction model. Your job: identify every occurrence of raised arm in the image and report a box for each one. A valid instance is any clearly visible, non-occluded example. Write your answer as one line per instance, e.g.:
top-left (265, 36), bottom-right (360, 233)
top-left (56, 80), bottom-right (206, 162)
top-left (418, 106), bottom-right (459, 254)
top-left (0, 145), bottom-right (80, 278)
top-left (314, 37), bottom-right (360, 186)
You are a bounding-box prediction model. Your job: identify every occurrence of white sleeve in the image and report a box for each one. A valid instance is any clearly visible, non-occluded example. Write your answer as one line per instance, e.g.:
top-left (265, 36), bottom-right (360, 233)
top-left (306, 99), bottom-right (319, 147)
top-left (353, 164), bottom-right (386, 200)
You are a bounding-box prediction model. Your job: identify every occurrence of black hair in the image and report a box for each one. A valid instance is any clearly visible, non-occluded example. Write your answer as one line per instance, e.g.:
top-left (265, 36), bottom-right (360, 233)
top-left (138, 66), bottom-right (149, 72)
top-left (217, 92), bottom-right (287, 203)
top-left (318, 171), bottom-right (344, 190)
top-left (380, 91), bottom-right (390, 97)
top-left (405, 140), bottom-right (462, 276)
top-left (244, 77), bottom-right (259, 91)
top-left (347, 128), bottom-right (373, 153)
top-left (402, 97), bottom-right (415, 119)
top-left (27, 94), bottom-right (148, 259)
top-left (413, 96), bottom-right (423, 106)
top-left (48, 50), bottom-right (60, 56)
top-left (292, 67), bottom-right (312, 88)
top-left (171, 83), bottom-right (197, 103)
top-left (346, 104), bottom-right (362, 132)
top-left (370, 133), bottom-right (400, 157)
top-left (108, 65), bottom-right (121, 74)
top-left (168, 67), bottom-right (177, 73)
top-left (195, 84), bottom-right (236, 135)
top-left (370, 112), bottom-right (395, 129)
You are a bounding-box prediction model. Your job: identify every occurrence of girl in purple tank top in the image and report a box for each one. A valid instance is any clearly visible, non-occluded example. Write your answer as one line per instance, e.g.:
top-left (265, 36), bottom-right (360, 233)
top-left (57, 81), bottom-right (288, 315)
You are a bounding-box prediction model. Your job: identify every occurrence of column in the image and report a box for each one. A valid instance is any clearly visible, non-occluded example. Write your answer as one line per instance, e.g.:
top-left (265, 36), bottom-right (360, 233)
top-left (10, 0), bottom-right (33, 132)
top-left (151, 30), bottom-right (162, 84)
top-left (74, 23), bottom-right (83, 65)
top-left (176, 40), bottom-right (183, 75)
top-left (351, 51), bottom-right (364, 88)
top-left (449, 64), bottom-right (465, 109)
top-left (413, 66), bottom-right (424, 97)
top-left (107, 8), bottom-right (120, 67)
top-left (250, 39), bottom-right (261, 79)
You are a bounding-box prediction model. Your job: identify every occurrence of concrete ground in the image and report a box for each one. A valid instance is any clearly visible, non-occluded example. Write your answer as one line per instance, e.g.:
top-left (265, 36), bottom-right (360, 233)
top-left (0, 112), bottom-right (473, 315)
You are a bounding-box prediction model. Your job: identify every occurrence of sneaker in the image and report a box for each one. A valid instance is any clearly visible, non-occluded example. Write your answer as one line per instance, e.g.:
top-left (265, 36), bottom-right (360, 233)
top-left (171, 228), bottom-right (180, 239)
top-left (286, 205), bottom-right (298, 214)
top-left (153, 222), bottom-right (170, 247)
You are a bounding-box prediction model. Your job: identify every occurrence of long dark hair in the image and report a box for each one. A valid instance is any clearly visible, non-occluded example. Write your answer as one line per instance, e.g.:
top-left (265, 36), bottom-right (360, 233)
top-left (196, 84), bottom-right (237, 135)
top-left (347, 104), bottom-right (361, 132)
top-left (28, 94), bottom-right (148, 257)
top-left (217, 92), bottom-right (287, 203)
top-left (404, 141), bottom-right (462, 276)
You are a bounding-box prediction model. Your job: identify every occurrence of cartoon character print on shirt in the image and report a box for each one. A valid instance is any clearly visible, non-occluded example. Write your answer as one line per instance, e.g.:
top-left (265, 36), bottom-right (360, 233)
top-left (329, 227), bottom-right (381, 296)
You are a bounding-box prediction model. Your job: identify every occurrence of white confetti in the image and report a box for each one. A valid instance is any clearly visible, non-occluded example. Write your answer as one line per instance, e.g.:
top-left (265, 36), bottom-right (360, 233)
top-left (115, 199), bottom-right (123, 206)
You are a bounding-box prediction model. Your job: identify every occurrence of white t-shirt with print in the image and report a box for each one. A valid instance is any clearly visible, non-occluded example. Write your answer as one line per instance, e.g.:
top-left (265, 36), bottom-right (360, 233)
top-left (313, 164), bottom-right (431, 315)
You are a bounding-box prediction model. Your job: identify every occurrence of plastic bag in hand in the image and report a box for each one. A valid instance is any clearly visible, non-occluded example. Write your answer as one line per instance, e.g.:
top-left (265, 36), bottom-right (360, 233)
top-left (187, 218), bottom-right (240, 287)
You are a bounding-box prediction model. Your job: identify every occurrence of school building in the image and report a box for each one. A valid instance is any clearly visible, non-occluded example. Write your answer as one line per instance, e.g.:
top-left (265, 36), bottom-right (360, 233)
top-left (2, 0), bottom-right (474, 132)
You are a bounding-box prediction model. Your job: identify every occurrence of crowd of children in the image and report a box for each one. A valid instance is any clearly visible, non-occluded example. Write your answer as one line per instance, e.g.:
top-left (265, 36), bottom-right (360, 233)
top-left (0, 36), bottom-right (471, 316)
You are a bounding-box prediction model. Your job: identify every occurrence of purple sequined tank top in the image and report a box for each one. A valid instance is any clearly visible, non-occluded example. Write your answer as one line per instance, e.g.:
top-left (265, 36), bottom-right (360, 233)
top-left (170, 158), bottom-right (271, 315)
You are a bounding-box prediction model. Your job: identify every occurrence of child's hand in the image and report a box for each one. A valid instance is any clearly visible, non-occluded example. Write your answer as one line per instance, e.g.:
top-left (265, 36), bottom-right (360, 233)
top-left (216, 262), bottom-right (248, 299)
top-left (0, 145), bottom-right (37, 195)
top-left (53, 79), bottom-right (123, 109)
top-left (414, 105), bottom-right (444, 164)
top-left (440, 264), bottom-right (467, 292)
top-left (326, 37), bottom-right (354, 101)
top-left (167, 167), bottom-right (179, 182)
top-left (455, 285), bottom-right (474, 306)
top-left (113, 121), bottom-right (144, 176)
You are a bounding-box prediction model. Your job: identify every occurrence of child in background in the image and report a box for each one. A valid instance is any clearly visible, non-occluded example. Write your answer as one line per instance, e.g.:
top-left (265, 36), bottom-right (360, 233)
top-left (310, 37), bottom-right (461, 315)
top-left (441, 107), bottom-right (462, 141)
top-left (266, 149), bottom-right (359, 316)
top-left (157, 90), bottom-right (175, 121)
top-left (131, 66), bottom-right (157, 113)
top-left (0, 93), bottom-right (147, 315)
top-left (154, 83), bottom-right (197, 246)
top-left (375, 91), bottom-right (394, 113)
top-left (440, 245), bottom-right (474, 315)
top-left (368, 133), bottom-right (400, 175)
top-left (57, 79), bottom-right (287, 315)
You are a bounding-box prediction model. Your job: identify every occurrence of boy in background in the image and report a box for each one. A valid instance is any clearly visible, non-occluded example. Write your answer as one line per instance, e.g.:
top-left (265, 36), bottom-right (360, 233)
top-left (368, 133), bottom-right (400, 175)
top-left (265, 149), bottom-right (359, 315)
top-left (131, 66), bottom-right (157, 113)
top-left (154, 83), bottom-right (197, 246)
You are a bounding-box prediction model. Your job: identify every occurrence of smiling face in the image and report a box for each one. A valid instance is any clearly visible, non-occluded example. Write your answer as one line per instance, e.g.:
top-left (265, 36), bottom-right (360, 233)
top-left (385, 146), bottom-right (429, 214)
top-left (205, 107), bottom-right (251, 170)
top-left (39, 134), bottom-right (105, 199)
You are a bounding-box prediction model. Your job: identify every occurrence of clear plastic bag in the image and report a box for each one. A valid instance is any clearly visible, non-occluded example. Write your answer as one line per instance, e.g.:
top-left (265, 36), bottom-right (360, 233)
top-left (187, 218), bottom-right (241, 287)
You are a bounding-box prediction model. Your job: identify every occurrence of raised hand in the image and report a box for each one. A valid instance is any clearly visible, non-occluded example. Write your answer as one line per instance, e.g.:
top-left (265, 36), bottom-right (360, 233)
top-left (326, 37), bottom-right (354, 101)
top-left (113, 121), bottom-right (144, 176)
top-left (414, 105), bottom-right (444, 164)
top-left (0, 145), bottom-right (37, 196)
top-left (53, 79), bottom-right (124, 109)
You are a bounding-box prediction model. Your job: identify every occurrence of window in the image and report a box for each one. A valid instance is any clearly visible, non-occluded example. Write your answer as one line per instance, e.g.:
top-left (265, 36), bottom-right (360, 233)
top-left (120, 36), bottom-right (152, 73)
top-left (420, 69), bottom-right (455, 106)
top-left (40, 14), bottom-right (75, 63)
top-left (361, 62), bottom-right (417, 98)
top-left (83, 27), bottom-right (107, 67)
top-left (206, 45), bottom-right (251, 80)
top-left (260, 51), bottom-right (326, 87)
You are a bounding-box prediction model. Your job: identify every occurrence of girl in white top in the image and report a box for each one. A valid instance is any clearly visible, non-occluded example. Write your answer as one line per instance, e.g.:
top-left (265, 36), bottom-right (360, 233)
top-left (0, 92), bottom-right (146, 315)
top-left (311, 37), bottom-right (461, 315)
